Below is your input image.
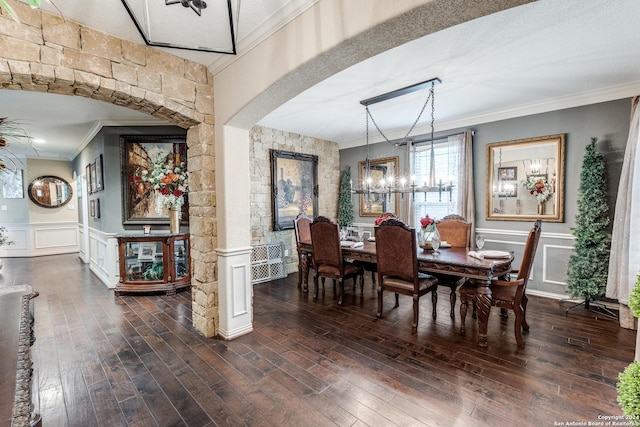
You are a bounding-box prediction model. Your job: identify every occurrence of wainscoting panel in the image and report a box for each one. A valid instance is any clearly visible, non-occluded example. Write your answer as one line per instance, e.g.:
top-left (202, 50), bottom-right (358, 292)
top-left (232, 263), bottom-right (249, 317)
top-left (0, 223), bottom-right (78, 257)
top-left (0, 225), bottom-right (30, 257)
top-left (476, 227), bottom-right (575, 298)
top-left (88, 229), bottom-right (119, 288)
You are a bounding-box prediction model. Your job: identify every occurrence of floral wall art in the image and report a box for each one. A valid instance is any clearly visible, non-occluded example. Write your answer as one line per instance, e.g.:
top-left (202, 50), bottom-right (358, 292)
top-left (120, 135), bottom-right (188, 225)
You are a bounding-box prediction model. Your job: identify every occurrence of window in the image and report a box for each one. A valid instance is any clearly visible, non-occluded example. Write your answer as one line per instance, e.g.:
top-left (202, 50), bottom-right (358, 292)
top-left (413, 138), bottom-right (462, 225)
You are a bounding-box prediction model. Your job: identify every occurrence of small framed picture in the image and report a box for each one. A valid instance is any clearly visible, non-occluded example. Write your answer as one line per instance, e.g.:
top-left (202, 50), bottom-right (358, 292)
top-left (90, 161), bottom-right (97, 193)
top-left (137, 242), bottom-right (157, 261)
top-left (95, 198), bottom-right (100, 218)
top-left (498, 167), bottom-right (517, 181)
top-left (86, 164), bottom-right (92, 194)
top-left (90, 199), bottom-right (96, 217)
top-left (95, 154), bottom-right (104, 192)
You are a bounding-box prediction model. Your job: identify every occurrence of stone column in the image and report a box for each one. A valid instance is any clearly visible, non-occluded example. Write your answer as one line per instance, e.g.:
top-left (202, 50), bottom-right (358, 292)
top-left (187, 123), bottom-right (219, 337)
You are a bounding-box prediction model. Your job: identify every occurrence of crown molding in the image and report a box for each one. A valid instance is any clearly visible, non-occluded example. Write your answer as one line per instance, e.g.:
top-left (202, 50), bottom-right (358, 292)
top-left (207, 0), bottom-right (320, 75)
top-left (338, 81), bottom-right (640, 150)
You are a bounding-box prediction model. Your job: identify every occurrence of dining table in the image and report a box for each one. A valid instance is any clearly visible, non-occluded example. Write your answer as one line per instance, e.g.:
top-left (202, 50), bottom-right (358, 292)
top-left (298, 239), bottom-right (513, 347)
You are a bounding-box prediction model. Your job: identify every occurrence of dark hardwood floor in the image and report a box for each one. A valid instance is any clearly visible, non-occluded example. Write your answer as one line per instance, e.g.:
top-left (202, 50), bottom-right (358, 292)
top-left (0, 253), bottom-right (635, 426)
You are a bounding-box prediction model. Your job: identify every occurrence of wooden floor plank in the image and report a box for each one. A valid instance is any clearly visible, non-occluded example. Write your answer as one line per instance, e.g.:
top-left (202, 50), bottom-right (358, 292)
top-left (1, 254), bottom-right (635, 427)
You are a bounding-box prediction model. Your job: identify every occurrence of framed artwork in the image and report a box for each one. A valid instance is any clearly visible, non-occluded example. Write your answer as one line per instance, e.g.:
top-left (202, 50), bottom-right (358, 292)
top-left (120, 135), bottom-right (188, 225)
top-left (2, 169), bottom-right (24, 198)
top-left (95, 198), bottom-right (100, 219)
top-left (495, 167), bottom-right (518, 197)
top-left (85, 163), bottom-right (92, 195)
top-left (137, 242), bottom-right (157, 261)
top-left (94, 154), bottom-right (104, 192)
top-left (77, 176), bottom-right (82, 198)
top-left (358, 156), bottom-right (400, 217)
top-left (90, 161), bottom-right (97, 193)
top-left (498, 167), bottom-right (517, 181)
top-left (270, 149), bottom-right (318, 231)
top-left (90, 199), bottom-right (96, 217)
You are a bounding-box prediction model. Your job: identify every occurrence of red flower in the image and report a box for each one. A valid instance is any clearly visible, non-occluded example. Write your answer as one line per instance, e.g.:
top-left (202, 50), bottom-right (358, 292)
top-left (130, 176), bottom-right (142, 183)
top-left (420, 215), bottom-right (434, 229)
top-left (375, 215), bottom-right (390, 226)
top-left (173, 189), bottom-right (183, 197)
top-left (160, 187), bottom-right (170, 195)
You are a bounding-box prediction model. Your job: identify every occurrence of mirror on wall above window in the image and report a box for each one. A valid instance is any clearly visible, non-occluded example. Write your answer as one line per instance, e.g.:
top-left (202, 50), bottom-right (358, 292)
top-left (28, 175), bottom-right (73, 208)
top-left (486, 134), bottom-right (565, 222)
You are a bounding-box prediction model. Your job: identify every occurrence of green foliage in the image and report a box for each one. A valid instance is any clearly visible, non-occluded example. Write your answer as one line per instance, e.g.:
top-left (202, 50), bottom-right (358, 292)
top-left (618, 361), bottom-right (640, 424)
top-left (630, 275), bottom-right (640, 318)
top-left (566, 137), bottom-right (611, 299)
top-left (143, 262), bottom-right (164, 280)
top-left (337, 167), bottom-right (354, 228)
top-left (0, 226), bottom-right (14, 247)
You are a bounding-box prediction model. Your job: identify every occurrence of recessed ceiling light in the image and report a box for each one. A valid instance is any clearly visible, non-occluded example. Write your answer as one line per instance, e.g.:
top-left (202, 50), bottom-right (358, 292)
top-left (32, 138), bottom-right (46, 144)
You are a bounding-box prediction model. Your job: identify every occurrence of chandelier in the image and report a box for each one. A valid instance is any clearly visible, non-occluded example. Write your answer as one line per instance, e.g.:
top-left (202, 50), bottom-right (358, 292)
top-left (121, 0), bottom-right (239, 54)
top-left (351, 77), bottom-right (454, 201)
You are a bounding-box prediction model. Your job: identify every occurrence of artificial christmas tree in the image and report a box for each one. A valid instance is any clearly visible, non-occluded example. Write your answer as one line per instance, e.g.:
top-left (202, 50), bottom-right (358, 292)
top-left (337, 167), bottom-right (354, 228)
top-left (565, 137), bottom-right (614, 316)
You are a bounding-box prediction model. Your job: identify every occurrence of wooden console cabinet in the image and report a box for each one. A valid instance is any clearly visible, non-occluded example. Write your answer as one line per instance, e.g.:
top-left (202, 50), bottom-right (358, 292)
top-left (116, 233), bottom-right (190, 296)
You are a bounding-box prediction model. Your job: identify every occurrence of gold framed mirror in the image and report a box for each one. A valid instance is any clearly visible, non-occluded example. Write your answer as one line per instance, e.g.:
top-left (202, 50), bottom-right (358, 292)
top-left (486, 134), bottom-right (565, 222)
top-left (358, 156), bottom-right (400, 217)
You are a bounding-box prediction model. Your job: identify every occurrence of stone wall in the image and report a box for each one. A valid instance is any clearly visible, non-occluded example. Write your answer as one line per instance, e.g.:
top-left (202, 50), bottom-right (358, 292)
top-left (250, 125), bottom-right (340, 274)
top-left (0, 4), bottom-right (218, 337)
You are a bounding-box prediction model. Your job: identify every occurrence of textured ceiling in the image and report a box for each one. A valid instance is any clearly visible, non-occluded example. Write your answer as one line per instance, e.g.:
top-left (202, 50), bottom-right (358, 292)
top-left (2, 0), bottom-right (640, 159)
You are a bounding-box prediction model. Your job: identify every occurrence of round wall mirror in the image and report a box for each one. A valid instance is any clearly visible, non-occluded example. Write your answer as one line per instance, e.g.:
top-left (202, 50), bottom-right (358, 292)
top-left (28, 175), bottom-right (73, 208)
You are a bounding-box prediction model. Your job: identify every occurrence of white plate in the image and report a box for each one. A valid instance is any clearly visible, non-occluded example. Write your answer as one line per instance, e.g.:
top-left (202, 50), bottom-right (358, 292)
top-left (439, 242), bottom-right (451, 248)
top-left (479, 250), bottom-right (511, 259)
top-left (368, 237), bottom-right (376, 242)
top-left (340, 241), bottom-right (355, 247)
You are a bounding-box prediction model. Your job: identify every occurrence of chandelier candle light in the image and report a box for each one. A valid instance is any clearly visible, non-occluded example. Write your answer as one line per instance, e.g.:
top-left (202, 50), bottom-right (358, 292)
top-left (350, 77), bottom-right (454, 202)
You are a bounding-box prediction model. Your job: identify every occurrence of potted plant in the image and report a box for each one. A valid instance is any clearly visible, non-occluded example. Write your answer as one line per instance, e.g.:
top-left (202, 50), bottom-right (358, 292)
top-left (617, 274), bottom-right (640, 423)
top-left (0, 226), bottom-right (15, 270)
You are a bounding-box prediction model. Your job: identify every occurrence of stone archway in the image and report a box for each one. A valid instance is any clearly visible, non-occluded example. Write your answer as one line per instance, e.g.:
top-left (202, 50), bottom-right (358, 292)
top-left (0, 7), bottom-right (218, 337)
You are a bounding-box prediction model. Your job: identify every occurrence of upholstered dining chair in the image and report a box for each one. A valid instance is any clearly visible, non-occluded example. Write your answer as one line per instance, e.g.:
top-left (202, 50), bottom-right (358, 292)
top-left (374, 218), bottom-right (439, 331)
top-left (293, 213), bottom-right (313, 290)
top-left (354, 212), bottom-right (399, 288)
top-left (435, 215), bottom-right (472, 317)
top-left (458, 219), bottom-right (542, 347)
top-left (310, 216), bottom-right (365, 306)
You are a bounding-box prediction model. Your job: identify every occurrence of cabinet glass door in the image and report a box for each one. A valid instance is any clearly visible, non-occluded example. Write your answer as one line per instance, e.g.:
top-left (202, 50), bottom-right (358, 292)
top-left (174, 238), bottom-right (189, 280)
top-left (124, 241), bottom-right (164, 282)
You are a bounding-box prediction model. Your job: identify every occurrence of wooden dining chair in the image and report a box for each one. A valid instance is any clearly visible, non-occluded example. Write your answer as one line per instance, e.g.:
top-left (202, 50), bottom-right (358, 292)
top-left (375, 218), bottom-right (439, 331)
top-left (436, 215), bottom-right (472, 317)
top-left (310, 216), bottom-right (365, 306)
top-left (459, 219), bottom-right (542, 347)
top-left (293, 213), bottom-right (313, 290)
top-left (354, 212), bottom-right (399, 288)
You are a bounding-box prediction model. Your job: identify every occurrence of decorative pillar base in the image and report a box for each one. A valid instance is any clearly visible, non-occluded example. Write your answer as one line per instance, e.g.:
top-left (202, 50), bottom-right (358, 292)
top-left (216, 246), bottom-right (253, 340)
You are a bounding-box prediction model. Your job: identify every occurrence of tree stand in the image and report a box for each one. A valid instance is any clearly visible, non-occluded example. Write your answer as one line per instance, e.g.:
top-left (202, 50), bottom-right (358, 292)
top-left (563, 297), bottom-right (618, 320)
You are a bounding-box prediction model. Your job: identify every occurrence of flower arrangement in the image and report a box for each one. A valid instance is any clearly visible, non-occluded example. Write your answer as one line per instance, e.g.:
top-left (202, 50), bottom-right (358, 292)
top-left (523, 175), bottom-right (552, 204)
top-left (136, 153), bottom-right (188, 211)
top-left (420, 215), bottom-right (439, 231)
top-left (0, 226), bottom-right (14, 247)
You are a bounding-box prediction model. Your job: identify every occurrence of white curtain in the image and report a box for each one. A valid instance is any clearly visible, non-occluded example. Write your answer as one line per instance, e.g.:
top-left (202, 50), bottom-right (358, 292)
top-left (410, 131), bottom-right (474, 244)
top-left (449, 130), bottom-right (476, 245)
top-left (607, 97), bottom-right (640, 338)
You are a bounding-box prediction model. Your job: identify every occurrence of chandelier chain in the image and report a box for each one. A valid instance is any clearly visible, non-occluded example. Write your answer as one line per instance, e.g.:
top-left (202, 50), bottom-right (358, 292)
top-left (366, 90), bottom-right (432, 146)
